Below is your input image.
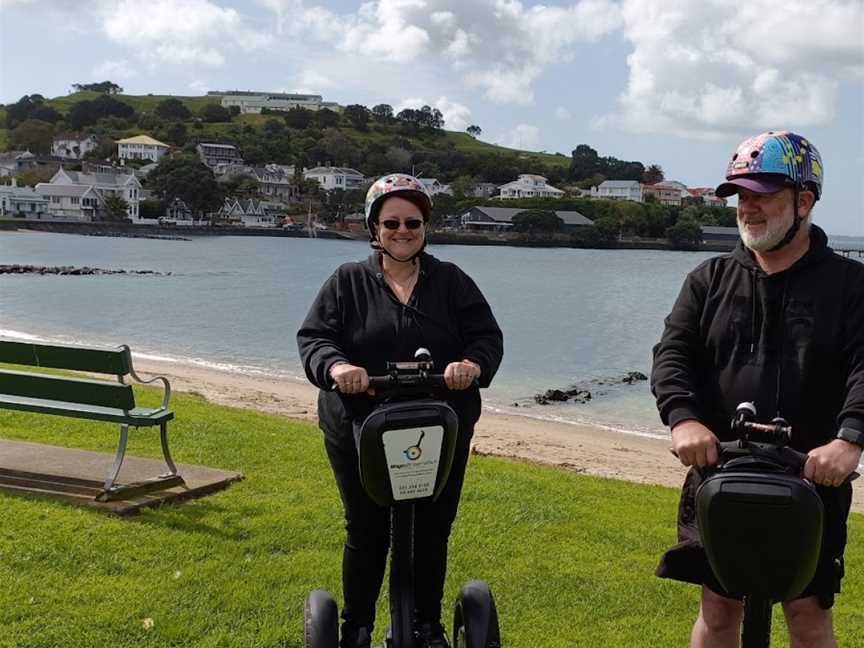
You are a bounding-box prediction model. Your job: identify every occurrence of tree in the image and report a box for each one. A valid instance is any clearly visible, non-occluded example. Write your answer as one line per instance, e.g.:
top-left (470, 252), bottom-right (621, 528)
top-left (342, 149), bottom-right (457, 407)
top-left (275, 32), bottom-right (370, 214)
top-left (155, 98), bottom-right (192, 121)
top-left (643, 164), bottom-right (664, 184)
top-left (466, 125), bottom-right (482, 138)
top-left (139, 199), bottom-right (164, 220)
top-left (343, 104), bottom-right (370, 131)
top-left (450, 175), bottom-right (477, 199)
top-left (6, 95), bottom-right (61, 128)
top-left (199, 103), bottom-right (232, 123)
top-left (145, 155), bottom-right (223, 217)
top-left (158, 122), bottom-right (187, 146)
top-left (314, 108), bottom-right (340, 129)
top-left (9, 119), bottom-right (54, 154)
top-left (570, 144), bottom-right (600, 181)
top-left (371, 104), bottom-right (393, 122)
top-left (511, 210), bottom-right (563, 234)
top-left (666, 218), bottom-right (703, 248)
top-left (101, 194), bottom-right (130, 221)
top-left (593, 216), bottom-right (621, 242)
top-left (322, 129), bottom-right (360, 167)
top-left (285, 107), bottom-right (313, 129)
top-left (67, 95), bottom-right (135, 129)
top-left (72, 81), bottom-right (123, 94)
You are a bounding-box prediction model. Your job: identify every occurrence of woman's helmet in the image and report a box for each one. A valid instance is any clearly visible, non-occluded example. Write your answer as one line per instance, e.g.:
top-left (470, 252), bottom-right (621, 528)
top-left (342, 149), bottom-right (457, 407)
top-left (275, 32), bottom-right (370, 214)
top-left (364, 173), bottom-right (433, 234)
top-left (716, 131), bottom-right (823, 200)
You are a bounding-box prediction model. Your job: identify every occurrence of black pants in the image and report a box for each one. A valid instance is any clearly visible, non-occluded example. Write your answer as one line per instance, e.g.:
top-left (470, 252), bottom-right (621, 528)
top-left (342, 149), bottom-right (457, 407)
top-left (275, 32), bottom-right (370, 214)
top-left (324, 424), bottom-right (473, 633)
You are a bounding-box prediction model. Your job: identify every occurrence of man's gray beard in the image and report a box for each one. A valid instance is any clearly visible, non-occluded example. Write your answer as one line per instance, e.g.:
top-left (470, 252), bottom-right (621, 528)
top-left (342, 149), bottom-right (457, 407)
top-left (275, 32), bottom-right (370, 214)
top-left (738, 208), bottom-right (796, 252)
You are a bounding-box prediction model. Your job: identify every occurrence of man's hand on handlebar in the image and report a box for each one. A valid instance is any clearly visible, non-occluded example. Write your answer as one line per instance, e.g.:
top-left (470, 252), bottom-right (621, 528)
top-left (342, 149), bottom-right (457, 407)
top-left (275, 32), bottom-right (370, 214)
top-left (671, 419), bottom-right (720, 467)
top-left (803, 439), bottom-right (863, 487)
top-left (330, 363), bottom-right (372, 395)
top-left (444, 360), bottom-right (481, 391)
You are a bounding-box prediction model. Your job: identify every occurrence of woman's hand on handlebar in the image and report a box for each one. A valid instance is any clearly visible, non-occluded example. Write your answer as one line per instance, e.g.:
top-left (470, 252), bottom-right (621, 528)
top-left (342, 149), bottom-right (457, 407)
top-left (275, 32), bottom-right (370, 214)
top-left (803, 439), bottom-right (863, 487)
top-left (671, 419), bottom-right (720, 468)
top-left (444, 360), bottom-right (481, 391)
top-left (329, 363), bottom-right (371, 395)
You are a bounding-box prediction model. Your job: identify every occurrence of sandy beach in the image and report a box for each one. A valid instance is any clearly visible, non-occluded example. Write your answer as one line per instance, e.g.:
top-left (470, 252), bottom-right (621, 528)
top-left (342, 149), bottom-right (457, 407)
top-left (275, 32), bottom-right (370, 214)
top-left (133, 356), bottom-right (863, 512)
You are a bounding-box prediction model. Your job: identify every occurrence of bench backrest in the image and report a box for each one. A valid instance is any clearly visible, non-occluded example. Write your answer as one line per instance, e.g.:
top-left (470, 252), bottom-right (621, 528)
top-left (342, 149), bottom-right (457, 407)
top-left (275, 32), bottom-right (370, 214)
top-left (0, 340), bottom-right (136, 410)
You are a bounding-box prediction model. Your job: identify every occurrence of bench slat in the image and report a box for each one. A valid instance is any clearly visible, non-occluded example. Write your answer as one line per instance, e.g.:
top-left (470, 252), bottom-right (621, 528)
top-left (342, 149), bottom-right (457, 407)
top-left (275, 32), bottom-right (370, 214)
top-left (0, 370), bottom-right (135, 410)
top-left (0, 394), bottom-right (173, 425)
top-left (0, 340), bottom-right (131, 375)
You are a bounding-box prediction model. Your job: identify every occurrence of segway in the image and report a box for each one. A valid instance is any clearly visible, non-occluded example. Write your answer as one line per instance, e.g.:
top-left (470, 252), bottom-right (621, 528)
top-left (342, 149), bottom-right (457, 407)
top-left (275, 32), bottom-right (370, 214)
top-left (305, 349), bottom-right (501, 648)
top-left (695, 402), bottom-right (859, 648)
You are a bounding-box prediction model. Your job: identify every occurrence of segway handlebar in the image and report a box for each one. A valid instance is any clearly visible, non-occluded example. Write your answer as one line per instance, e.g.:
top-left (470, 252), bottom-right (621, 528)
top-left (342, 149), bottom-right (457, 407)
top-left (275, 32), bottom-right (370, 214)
top-left (367, 372), bottom-right (449, 391)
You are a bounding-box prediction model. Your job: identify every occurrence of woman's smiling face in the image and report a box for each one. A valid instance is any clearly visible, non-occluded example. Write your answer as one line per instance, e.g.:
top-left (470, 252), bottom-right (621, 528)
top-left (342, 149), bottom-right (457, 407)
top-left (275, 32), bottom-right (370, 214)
top-left (376, 195), bottom-right (426, 260)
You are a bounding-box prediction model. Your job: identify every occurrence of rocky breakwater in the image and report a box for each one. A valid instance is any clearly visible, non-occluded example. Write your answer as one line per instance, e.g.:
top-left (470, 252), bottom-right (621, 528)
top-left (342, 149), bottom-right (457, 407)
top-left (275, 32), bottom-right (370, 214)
top-left (0, 265), bottom-right (171, 276)
top-left (533, 371), bottom-right (648, 405)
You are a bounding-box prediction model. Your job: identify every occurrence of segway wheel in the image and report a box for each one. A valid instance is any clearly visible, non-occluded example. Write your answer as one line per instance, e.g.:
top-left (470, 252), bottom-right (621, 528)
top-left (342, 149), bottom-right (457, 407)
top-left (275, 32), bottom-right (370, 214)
top-left (304, 590), bottom-right (339, 648)
top-left (452, 580), bottom-right (501, 648)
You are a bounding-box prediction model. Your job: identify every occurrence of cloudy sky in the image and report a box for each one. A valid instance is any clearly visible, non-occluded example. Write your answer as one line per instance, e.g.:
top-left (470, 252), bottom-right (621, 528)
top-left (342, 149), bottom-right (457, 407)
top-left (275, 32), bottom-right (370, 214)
top-left (1, 0), bottom-right (862, 235)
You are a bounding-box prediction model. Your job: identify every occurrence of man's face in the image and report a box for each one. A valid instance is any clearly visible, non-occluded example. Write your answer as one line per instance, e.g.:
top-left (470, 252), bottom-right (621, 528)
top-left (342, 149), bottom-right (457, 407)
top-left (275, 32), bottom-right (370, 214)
top-left (736, 187), bottom-right (796, 252)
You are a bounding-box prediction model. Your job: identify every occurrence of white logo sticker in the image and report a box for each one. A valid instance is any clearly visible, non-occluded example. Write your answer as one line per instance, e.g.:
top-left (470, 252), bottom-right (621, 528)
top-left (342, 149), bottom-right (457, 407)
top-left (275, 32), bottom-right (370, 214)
top-left (382, 425), bottom-right (444, 501)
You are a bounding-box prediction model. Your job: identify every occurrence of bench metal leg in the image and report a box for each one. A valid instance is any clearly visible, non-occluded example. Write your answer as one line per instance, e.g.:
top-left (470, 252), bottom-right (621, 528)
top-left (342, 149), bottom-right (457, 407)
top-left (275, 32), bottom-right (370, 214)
top-left (159, 421), bottom-right (179, 477)
top-left (103, 424), bottom-right (129, 491)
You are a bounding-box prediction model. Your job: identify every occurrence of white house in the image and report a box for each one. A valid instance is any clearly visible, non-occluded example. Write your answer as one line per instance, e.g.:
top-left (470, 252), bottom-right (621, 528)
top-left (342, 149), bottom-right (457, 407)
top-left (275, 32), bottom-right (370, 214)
top-left (642, 181), bottom-right (686, 206)
top-left (498, 175), bottom-right (564, 200)
top-left (51, 133), bottom-right (99, 160)
top-left (208, 91), bottom-right (340, 114)
top-left (217, 198), bottom-right (278, 227)
top-left (0, 181), bottom-right (49, 218)
top-left (304, 166), bottom-right (365, 192)
top-left (34, 183), bottom-right (101, 221)
top-left (419, 178), bottom-right (453, 196)
top-left (197, 142), bottom-right (243, 168)
top-left (48, 167), bottom-right (142, 221)
top-left (117, 135), bottom-right (170, 163)
top-left (592, 180), bottom-right (643, 202)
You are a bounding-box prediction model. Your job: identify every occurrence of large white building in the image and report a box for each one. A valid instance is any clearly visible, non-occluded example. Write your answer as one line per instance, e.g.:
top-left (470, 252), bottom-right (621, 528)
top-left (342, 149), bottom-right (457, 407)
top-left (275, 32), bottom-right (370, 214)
top-left (304, 166), bottom-right (365, 192)
top-left (117, 135), bottom-right (170, 163)
top-left (419, 178), bottom-right (453, 197)
top-left (41, 167), bottom-right (143, 221)
top-left (591, 180), bottom-right (644, 202)
top-left (0, 181), bottom-right (49, 218)
top-left (51, 133), bottom-right (99, 160)
top-left (498, 174), bottom-right (564, 200)
top-left (208, 91), bottom-right (340, 115)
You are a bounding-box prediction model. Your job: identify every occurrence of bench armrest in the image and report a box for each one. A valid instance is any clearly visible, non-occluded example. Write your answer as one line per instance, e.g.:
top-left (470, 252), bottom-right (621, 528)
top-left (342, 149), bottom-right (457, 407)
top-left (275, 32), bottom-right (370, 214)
top-left (123, 346), bottom-right (171, 412)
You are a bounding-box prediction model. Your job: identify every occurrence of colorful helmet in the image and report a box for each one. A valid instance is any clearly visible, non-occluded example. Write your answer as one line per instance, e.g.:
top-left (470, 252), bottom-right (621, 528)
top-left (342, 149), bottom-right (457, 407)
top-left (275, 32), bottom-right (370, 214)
top-left (364, 173), bottom-right (433, 232)
top-left (716, 131), bottom-right (823, 200)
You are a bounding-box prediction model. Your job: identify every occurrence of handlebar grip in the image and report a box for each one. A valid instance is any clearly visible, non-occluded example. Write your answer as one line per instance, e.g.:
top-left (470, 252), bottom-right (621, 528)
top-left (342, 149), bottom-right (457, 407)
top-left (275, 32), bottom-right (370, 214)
top-left (368, 376), bottom-right (393, 390)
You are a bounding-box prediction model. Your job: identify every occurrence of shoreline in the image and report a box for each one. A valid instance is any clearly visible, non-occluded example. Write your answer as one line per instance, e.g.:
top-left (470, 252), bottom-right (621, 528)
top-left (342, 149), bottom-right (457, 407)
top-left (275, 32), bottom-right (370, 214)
top-left (131, 356), bottom-right (863, 512)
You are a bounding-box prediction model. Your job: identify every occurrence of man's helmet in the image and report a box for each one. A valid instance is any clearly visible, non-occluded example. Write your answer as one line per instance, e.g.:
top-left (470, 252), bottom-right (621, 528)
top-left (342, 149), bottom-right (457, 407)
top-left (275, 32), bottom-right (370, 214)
top-left (716, 131), bottom-right (823, 200)
top-left (364, 173), bottom-right (433, 233)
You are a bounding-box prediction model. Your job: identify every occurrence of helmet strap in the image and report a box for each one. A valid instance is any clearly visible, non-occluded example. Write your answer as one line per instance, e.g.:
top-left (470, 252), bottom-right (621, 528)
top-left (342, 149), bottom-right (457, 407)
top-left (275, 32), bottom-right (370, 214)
top-left (767, 187), bottom-right (802, 252)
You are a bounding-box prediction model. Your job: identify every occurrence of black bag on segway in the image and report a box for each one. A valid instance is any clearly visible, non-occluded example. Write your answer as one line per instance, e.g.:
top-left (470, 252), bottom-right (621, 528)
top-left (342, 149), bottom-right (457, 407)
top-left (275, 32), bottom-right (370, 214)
top-left (356, 400), bottom-right (459, 507)
top-left (696, 456), bottom-right (824, 600)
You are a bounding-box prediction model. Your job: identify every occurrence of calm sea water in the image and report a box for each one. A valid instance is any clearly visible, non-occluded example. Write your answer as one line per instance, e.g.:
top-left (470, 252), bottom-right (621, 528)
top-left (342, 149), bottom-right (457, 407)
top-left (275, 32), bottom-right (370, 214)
top-left (2, 231), bottom-right (862, 438)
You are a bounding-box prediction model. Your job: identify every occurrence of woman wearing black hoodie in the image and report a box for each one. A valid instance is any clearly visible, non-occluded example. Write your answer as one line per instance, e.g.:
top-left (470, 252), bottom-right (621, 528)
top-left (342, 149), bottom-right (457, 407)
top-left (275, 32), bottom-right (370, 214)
top-left (652, 132), bottom-right (863, 648)
top-left (297, 173), bottom-right (503, 648)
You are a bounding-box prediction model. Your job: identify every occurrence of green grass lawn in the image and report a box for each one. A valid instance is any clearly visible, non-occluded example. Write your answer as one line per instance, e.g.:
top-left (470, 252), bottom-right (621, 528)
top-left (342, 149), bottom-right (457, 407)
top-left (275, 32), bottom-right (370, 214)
top-left (0, 387), bottom-right (861, 647)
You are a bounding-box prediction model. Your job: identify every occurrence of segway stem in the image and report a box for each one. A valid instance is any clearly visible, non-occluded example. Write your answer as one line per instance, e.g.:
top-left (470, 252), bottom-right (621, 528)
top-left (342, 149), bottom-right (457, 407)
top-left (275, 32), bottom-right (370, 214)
top-left (742, 596), bottom-right (773, 648)
top-left (389, 504), bottom-right (416, 647)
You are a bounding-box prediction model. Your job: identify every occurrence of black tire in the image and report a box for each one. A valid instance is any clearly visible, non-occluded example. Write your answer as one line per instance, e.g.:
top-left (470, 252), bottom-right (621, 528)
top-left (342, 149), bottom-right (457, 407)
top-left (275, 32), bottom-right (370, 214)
top-left (304, 590), bottom-right (339, 648)
top-left (741, 596), bottom-right (772, 648)
top-left (452, 580), bottom-right (501, 648)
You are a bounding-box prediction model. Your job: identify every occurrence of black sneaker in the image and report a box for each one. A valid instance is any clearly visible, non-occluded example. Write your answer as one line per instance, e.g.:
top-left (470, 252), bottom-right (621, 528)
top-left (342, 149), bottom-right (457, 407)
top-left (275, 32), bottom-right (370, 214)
top-left (417, 621), bottom-right (451, 648)
top-left (340, 625), bottom-right (372, 648)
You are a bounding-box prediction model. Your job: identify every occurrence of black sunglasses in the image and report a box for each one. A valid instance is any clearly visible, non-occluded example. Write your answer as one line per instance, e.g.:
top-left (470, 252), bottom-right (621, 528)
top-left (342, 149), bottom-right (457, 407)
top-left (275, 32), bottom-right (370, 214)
top-left (379, 219), bottom-right (424, 230)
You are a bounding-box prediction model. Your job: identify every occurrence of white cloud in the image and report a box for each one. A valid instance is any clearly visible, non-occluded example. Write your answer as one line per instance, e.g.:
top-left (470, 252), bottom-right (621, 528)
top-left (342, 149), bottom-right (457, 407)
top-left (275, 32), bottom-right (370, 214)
top-left (92, 59), bottom-right (135, 79)
top-left (395, 96), bottom-right (473, 131)
top-left (601, 0), bottom-right (864, 136)
top-left (494, 123), bottom-right (541, 150)
top-left (555, 107), bottom-right (572, 120)
top-left (189, 79), bottom-right (210, 94)
top-left (262, 0), bottom-right (622, 103)
top-left (296, 70), bottom-right (336, 90)
top-left (98, 0), bottom-right (270, 67)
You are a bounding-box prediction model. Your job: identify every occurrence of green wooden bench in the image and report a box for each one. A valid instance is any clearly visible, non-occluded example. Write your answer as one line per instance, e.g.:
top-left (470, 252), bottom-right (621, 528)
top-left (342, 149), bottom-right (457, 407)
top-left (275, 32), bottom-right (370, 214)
top-left (0, 339), bottom-right (184, 501)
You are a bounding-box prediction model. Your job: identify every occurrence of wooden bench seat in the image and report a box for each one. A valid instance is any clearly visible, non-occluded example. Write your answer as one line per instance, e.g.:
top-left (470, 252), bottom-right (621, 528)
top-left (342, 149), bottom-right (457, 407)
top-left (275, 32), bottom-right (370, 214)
top-left (0, 339), bottom-right (184, 501)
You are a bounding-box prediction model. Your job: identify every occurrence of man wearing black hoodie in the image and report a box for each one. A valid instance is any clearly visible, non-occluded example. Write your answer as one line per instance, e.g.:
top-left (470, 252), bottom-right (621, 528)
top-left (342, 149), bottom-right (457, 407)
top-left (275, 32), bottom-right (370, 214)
top-left (651, 132), bottom-right (863, 648)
